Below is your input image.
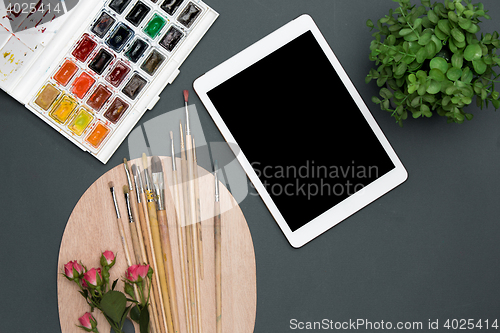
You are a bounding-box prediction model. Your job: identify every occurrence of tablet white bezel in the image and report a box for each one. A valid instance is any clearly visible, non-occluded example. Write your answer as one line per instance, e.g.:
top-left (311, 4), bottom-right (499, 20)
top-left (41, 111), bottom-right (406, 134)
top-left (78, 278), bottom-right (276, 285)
top-left (194, 14), bottom-right (408, 248)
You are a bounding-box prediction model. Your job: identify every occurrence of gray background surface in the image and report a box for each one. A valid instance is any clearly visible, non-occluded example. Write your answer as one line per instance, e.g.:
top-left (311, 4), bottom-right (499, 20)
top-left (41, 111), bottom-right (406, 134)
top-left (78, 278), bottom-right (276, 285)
top-left (1, 0), bottom-right (500, 332)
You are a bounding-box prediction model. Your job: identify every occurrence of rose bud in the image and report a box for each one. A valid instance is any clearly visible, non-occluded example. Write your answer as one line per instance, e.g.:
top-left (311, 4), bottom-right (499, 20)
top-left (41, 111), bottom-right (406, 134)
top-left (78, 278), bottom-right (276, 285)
top-left (63, 260), bottom-right (84, 281)
top-left (124, 282), bottom-right (135, 299)
top-left (100, 251), bottom-right (116, 268)
top-left (125, 264), bottom-right (140, 283)
top-left (77, 312), bottom-right (97, 332)
top-left (83, 268), bottom-right (103, 288)
top-left (126, 264), bottom-right (150, 283)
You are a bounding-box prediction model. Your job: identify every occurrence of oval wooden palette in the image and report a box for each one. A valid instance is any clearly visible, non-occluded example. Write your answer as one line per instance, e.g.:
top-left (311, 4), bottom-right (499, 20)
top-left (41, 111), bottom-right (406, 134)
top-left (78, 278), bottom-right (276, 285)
top-left (57, 157), bottom-right (256, 333)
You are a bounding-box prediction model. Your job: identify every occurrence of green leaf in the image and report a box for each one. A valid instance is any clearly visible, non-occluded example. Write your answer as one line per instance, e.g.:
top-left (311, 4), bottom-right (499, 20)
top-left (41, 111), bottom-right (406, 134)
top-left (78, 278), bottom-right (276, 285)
top-left (429, 68), bottom-right (445, 81)
top-left (446, 67), bottom-right (462, 81)
top-left (457, 17), bottom-right (471, 30)
top-left (404, 33), bottom-right (419, 42)
top-left (472, 58), bottom-right (487, 74)
top-left (140, 305), bottom-right (150, 333)
top-left (437, 19), bottom-right (451, 35)
top-left (408, 73), bottom-right (417, 83)
top-left (130, 305), bottom-right (141, 322)
top-left (431, 35), bottom-right (443, 53)
top-left (462, 96), bottom-right (472, 105)
top-left (430, 57), bottom-right (448, 72)
top-left (413, 18), bottom-right (423, 30)
top-left (461, 67), bottom-right (473, 83)
top-left (448, 10), bottom-right (458, 22)
top-left (492, 99), bottom-right (500, 109)
top-left (451, 52), bottom-right (463, 68)
top-left (413, 111), bottom-right (422, 118)
top-left (466, 24), bottom-right (479, 34)
top-left (464, 44), bottom-right (482, 61)
top-left (399, 28), bottom-right (413, 36)
top-left (421, 104), bottom-right (432, 117)
top-left (418, 32), bottom-right (432, 45)
top-left (380, 87), bottom-right (393, 99)
top-left (451, 28), bottom-right (465, 43)
top-left (416, 47), bottom-right (427, 63)
top-left (465, 113), bottom-right (474, 120)
top-left (100, 290), bottom-right (128, 324)
top-left (411, 96), bottom-right (421, 108)
top-left (366, 19), bottom-right (374, 29)
top-left (428, 10), bottom-right (439, 24)
top-left (426, 80), bottom-right (442, 94)
top-left (395, 62), bottom-right (408, 77)
top-left (434, 26), bottom-right (448, 40)
top-left (418, 83), bottom-right (427, 96)
top-left (425, 41), bottom-right (436, 58)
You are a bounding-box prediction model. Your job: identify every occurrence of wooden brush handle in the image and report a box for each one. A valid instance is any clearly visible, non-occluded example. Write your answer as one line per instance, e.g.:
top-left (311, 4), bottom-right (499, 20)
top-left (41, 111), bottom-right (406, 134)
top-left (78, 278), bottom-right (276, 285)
top-left (147, 194), bottom-right (174, 333)
top-left (157, 209), bottom-right (180, 333)
top-left (129, 221), bottom-right (143, 264)
top-left (214, 203), bottom-right (222, 333)
top-left (139, 196), bottom-right (167, 333)
top-left (116, 216), bottom-right (133, 267)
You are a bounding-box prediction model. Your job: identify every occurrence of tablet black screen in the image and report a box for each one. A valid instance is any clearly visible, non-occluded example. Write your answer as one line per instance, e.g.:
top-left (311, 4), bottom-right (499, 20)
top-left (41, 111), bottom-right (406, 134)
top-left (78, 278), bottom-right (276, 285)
top-left (207, 30), bottom-right (395, 232)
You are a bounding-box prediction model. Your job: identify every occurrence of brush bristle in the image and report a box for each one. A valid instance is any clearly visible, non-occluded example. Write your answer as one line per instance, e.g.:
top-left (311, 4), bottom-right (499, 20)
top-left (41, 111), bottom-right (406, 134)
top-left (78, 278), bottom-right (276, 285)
top-left (123, 185), bottom-right (129, 194)
top-left (170, 131), bottom-right (173, 140)
top-left (183, 89), bottom-right (189, 103)
top-left (123, 158), bottom-right (128, 164)
top-left (108, 181), bottom-right (114, 188)
top-left (151, 156), bottom-right (163, 173)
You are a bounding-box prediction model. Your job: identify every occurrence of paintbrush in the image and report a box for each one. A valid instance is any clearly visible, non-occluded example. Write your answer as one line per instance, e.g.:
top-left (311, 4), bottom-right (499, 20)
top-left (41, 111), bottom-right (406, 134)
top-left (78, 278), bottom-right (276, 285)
top-left (184, 90), bottom-right (204, 281)
top-left (123, 159), bottom-right (144, 265)
top-left (123, 185), bottom-right (142, 264)
top-left (171, 131), bottom-right (193, 333)
top-left (152, 155), bottom-right (180, 333)
top-left (184, 90), bottom-right (203, 333)
top-left (133, 163), bottom-right (167, 333)
top-left (143, 153), bottom-right (175, 333)
top-left (214, 161), bottom-right (222, 333)
top-left (108, 181), bottom-right (133, 267)
top-left (180, 122), bottom-right (199, 333)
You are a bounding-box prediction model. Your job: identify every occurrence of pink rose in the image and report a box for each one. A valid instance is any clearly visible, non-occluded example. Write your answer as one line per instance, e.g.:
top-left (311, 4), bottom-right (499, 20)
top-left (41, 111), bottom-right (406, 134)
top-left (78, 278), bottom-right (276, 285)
top-left (125, 264), bottom-right (140, 283)
top-left (83, 268), bottom-right (102, 287)
top-left (125, 264), bottom-right (149, 283)
top-left (78, 312), bottom-right (94, 329)
top-left (64, 260), bottom-right (84, 280)
top-left (137, 264), bottom-right (149, 280)
top-left (100, 251), bottom-right (115, 267)
top-left (78, 312), bottom-right (97, 331)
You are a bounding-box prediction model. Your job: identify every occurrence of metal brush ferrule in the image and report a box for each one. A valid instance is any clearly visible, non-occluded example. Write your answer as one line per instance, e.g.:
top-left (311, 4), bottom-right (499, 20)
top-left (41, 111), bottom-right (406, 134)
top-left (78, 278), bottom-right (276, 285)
top-left (110, 187), bottom-right (120, 219)
top-left (143, 168), bottom-right (152, 192)
top-left (152, 173), bottom-right (165, 210)
top-left (124, 192), bottom-right (134, 223)
top-left (185, 103), bottom-right (191, 135)
top-left (214, 161), bottom-right (220, 202)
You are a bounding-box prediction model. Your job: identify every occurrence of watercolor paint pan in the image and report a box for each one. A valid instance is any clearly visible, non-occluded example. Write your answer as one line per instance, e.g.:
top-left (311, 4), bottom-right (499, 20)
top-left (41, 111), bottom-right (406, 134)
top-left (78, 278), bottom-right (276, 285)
top-left (0, 0), bottom-right (218, 163)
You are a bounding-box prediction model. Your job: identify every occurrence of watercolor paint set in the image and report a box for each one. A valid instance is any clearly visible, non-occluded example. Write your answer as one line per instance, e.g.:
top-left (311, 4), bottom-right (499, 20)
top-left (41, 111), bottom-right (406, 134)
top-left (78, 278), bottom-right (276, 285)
top-left (0, 0), bottom-right (218, 163)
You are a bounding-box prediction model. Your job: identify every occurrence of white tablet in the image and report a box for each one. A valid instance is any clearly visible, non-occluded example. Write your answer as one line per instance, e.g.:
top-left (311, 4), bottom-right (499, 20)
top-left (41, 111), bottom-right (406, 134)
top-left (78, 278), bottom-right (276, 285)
top-left (194, 14), bottom-right (408, 248)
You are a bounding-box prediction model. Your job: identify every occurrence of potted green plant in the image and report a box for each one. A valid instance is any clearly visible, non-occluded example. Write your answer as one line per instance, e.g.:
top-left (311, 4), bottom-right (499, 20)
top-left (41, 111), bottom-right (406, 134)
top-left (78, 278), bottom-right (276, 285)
top-left (365, 0), bottom-right (500, 126)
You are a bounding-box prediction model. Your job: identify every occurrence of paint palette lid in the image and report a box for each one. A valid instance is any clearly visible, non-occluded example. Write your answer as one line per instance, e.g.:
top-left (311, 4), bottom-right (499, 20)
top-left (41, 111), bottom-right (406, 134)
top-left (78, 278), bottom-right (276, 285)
top-left (0, 1), bottom-right (73, 93)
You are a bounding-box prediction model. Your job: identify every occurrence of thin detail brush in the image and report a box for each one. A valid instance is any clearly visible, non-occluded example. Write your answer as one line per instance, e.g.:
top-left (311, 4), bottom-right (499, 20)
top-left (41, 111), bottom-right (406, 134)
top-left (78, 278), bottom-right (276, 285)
top-left (214, 161), bottom-right (222, 333)
top-left (171, 131), bottom-right (193, 333)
